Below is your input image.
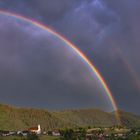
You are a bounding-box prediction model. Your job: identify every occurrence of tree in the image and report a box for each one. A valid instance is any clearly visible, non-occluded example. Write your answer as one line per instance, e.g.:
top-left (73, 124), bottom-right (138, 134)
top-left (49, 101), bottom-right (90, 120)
top-left (61, 129), bottom-right (76, 140)
top-left (26, 133), bottom-right (39, 140)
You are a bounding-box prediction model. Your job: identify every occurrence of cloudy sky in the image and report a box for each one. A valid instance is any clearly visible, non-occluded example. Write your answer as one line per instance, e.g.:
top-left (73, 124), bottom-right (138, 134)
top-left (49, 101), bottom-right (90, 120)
top-left (0, 0), bottom-right (139, 114)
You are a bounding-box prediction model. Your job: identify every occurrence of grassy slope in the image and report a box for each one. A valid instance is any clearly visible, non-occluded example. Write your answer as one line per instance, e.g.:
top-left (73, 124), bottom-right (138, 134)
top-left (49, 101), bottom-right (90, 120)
top-left (0, 104), bottom-right (61, 131)
top-left (0, 104), bottom-right (139, 131)
top-left (118, 110), bottom-right (140, 127)
top-left (53, 109), bottom-right (118, 127)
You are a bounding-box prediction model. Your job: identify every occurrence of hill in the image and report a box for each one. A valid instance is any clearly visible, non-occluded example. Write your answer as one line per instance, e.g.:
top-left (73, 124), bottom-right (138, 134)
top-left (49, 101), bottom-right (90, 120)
top-left (52, 109), bottom-right (118, 127)
top-left (0, 104), bottom-right (139, 131)
top-left (0, 104), bottom-right (61, 131)
top-left (117, 110), bottom-right (140, 127)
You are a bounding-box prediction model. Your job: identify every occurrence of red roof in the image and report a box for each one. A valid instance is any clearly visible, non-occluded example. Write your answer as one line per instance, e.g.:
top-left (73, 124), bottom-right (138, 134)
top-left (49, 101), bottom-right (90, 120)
top-left (28, 127), bottom-right (38, 131)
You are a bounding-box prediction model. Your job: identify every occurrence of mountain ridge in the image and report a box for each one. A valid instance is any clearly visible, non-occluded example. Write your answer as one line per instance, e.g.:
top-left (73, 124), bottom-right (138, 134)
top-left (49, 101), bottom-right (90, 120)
top-left (0, 104), bottom-right (139, 131)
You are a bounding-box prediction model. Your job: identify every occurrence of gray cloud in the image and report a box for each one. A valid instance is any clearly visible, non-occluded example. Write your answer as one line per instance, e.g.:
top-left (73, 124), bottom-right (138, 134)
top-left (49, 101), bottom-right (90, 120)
top-left (0, 15), bottom-right (112, 111)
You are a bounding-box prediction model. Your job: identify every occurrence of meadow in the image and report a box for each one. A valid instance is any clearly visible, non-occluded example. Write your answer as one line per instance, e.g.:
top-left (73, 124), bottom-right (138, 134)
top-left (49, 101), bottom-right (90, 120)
top-left (0, 135), bottom-right (59, 140)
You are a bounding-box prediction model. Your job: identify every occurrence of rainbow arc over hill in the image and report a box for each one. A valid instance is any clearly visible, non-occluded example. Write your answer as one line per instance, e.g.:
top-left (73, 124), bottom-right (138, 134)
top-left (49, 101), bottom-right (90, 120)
top-left (0, 10), bottom-right (121, 123)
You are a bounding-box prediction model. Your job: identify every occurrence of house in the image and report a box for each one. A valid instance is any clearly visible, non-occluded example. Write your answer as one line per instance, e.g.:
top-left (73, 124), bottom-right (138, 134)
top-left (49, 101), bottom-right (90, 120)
top-left (0, 130), bottom-right (10, 136)
top-left (28, 124), bottom-right (41, 134)
top-left (17, 130), bottom-right (29, 136)
top-left (87, 128), bottom-right (101, 135)
top-left (52, 129), bottom-right (60, 136)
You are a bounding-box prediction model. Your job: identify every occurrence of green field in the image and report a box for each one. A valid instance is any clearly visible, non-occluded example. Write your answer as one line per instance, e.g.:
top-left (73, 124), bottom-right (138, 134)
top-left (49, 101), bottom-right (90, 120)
top-left (0, 136), bottom-right (60, 140)
top-left (40, 136), bottom-right (59, 140)
top-left (1, 135), bottom-right (140, 140)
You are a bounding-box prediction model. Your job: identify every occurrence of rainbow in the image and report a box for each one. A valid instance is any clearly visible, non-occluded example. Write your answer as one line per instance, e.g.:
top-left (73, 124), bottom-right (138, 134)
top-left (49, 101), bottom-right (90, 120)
top-left (0, 10), bottom-right (120, 123)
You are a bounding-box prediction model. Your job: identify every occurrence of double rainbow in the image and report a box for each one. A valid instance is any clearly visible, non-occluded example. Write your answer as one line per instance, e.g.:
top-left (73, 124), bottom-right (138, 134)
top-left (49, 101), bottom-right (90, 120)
top-left (0, 10), bottom-right (120, 123)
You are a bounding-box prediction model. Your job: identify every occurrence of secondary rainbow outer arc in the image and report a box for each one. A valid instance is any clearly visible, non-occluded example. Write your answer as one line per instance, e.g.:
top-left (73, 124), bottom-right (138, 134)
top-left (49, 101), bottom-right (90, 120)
top-left (0, 10), bottom-right (120, 123)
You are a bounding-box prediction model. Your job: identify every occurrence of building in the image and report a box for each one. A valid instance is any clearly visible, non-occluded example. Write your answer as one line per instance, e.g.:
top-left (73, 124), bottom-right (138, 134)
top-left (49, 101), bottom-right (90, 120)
top-left (52, 129), bottom-right (60, 136)
top-left (28, 124), bottom-right (41, 134)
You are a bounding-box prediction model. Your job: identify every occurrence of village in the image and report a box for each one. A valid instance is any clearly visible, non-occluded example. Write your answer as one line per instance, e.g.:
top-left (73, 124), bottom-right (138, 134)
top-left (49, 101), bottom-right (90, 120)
top-left (0, 124), bottom-right (140, 140)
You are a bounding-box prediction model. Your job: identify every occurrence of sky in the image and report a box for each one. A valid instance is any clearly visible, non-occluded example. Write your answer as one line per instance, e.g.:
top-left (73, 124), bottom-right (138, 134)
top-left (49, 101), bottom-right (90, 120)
top-left (0, 0), bottom-right (139, 114)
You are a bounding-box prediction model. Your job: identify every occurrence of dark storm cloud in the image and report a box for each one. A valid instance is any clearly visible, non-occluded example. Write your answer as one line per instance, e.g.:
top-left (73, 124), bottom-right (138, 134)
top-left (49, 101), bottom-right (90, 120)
top-left (0, 15), bottom-right (112, 111)
top-left (0, 0), bottom-right (82, 23)
top-left (0, 0), bottom-right (140, 113)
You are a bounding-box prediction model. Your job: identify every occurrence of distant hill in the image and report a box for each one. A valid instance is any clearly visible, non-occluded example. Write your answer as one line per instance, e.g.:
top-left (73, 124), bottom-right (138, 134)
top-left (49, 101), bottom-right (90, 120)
top-left (0, 104), bottom-right (139, 131)
top-left (52, 109), bottom-right (118, 127)
top-left (0, 104), bottom-right (62, 131)
top-left (116, 110), bottom-right (140, 128)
